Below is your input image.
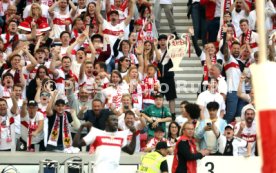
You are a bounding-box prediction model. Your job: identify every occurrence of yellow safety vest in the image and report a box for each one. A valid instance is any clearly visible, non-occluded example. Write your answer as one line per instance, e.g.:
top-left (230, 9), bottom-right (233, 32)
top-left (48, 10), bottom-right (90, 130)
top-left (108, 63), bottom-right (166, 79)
top-left (137, 151), bottom-right (166, 173)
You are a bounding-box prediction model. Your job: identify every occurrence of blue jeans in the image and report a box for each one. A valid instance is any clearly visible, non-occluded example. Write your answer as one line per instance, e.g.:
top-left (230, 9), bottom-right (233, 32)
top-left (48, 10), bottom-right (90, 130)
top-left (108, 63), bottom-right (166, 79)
top-left (106, 56), bottom-right (115, 73)
top-left (224, 91), bottom-right (248, 123)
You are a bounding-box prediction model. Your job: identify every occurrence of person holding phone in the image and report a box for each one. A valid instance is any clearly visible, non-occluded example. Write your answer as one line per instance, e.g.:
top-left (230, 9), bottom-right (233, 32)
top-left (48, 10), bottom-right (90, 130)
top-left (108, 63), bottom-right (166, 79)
top-left (195, 101), bottom-right (227, 155)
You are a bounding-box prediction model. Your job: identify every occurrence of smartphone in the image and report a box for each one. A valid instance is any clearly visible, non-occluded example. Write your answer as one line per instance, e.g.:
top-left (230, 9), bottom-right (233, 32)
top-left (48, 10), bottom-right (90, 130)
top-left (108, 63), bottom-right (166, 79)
top-left (207, 122), bottom-right (212, 127)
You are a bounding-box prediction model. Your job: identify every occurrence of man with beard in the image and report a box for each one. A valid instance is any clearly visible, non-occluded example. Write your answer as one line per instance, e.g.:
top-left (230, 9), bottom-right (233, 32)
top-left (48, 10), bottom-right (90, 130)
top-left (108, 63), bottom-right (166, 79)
top-left (79, 99), bottom-right (111, 130)
top-left (119, 110), bottom-right (146, 152)
top-left (230, 0), bottom-right (250, 37)
top-left (234, 104), bottom-right (256, 156)
top-left (73, 115), bottom-right (137, 173)
top-left (223, 41), bottom-right (246, 123)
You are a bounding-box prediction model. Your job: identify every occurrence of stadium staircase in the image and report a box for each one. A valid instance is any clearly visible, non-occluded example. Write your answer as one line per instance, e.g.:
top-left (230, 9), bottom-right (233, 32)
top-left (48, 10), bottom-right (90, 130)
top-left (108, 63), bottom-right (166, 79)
top-left (158, 0), bottom-right (203, 114)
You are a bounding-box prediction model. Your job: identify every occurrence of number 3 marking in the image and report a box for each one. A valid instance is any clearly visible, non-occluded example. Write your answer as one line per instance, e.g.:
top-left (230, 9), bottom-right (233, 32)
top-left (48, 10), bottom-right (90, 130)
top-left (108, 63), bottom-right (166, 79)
top-left (205, 162), bottom-right (214, 173)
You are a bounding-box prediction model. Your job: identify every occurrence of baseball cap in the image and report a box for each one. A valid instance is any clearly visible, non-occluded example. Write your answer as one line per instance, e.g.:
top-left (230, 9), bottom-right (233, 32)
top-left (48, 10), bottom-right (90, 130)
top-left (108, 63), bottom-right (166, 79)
top-left (158, 34), bottom-right (168, 41)
top-left (27, 100), bottom-right (38, 107)
top-left (154, 93), bottom-right (164, 99)
top-left (55, 99), bottom-right (66, 106)
top-left (225, 124), bottom-right (234, 130)
top-left (154, 126), bottom-right (165, 133)
top-left (156, 141), bottom-right (169, 150)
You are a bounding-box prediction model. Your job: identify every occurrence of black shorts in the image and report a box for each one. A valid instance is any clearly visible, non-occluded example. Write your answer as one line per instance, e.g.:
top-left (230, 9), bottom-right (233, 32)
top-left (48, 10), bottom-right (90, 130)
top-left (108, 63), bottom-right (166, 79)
top-left (159, 77), bottom-right (177, 101)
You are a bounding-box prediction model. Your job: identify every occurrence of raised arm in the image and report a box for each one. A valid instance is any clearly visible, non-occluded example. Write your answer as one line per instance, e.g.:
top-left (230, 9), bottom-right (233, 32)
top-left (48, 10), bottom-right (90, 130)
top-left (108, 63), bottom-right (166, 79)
top-left (135, 41), bottom-right (144, 74)
top-left (20, 100), bottom-right (28, 118)
top-left (122, 126), bottom-right (137, 154)
top-left (124, 0), bottom-right (135, 26)
top-left (49, 47), bottom-right (60, 78)
top-left (46, 91), bottom-right (58, 117)
top-left (70, 109), bottom-right (81, 130)
top-left (96, 0), bottom-right (104, 24)
top-left (73, 122), bottom-right (92, 147)
top-left (10, 92), bottom-right (18, 115)
top-left (23, 46), bottom-right (38, 72)
top-left (48, 0), bottom-right (59, 17)
top-left (188, 27), bottom-right (202, 57)
top-left (237, 75), bottom-right (250, 101)
top-left (69, 0), bottom-right (78, 17)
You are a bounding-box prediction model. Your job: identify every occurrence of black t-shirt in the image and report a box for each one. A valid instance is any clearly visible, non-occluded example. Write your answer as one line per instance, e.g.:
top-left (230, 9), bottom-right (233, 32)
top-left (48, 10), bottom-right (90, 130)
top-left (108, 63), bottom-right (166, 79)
top-left (223, 139), bottom-right (234, 156)
top-left (83, 109), bottom-right (111, 130)
top-left (47, 111), bottom-right (73, 146)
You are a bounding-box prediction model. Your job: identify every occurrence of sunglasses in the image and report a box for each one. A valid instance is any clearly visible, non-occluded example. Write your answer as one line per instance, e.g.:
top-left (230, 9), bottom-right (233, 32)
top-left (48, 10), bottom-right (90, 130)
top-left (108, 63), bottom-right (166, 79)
top-left (41, 92), bottom-right (50, 97)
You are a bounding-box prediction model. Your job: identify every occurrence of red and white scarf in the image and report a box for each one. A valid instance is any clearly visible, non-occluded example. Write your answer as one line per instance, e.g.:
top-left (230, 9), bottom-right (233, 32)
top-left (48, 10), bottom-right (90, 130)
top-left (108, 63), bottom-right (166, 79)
top-left (27, 121), bottom-right (37, 151)
top-left (241, 30), bottom-right (252, 45)
top-left (4, 33), bottom-right (19, 51)
top-left (0, 116), bottom-right (14, 144)
top-left (48, 113), bottom-right (72, 149)
top-left (203, 55), bottom-right (217, 85)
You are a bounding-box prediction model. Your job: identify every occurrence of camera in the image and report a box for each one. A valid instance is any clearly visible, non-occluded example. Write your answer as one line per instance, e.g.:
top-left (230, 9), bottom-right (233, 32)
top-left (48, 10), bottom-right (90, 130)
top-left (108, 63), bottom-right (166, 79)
top-left (207, 122), bottom-right (212, 126)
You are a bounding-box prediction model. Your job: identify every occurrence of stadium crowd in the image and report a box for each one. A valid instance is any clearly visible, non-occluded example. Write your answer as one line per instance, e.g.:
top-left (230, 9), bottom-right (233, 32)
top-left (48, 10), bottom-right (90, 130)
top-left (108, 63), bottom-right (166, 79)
top-left (0, 0), bottom-right (275, 171)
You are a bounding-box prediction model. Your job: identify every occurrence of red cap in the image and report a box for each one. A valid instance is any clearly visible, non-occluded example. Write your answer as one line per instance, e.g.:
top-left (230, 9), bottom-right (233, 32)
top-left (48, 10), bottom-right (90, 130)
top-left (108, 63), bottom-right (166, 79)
top-left (18, 22), bottom-right (31, 32)
top-left (38, 22), bottom-right (51, 32)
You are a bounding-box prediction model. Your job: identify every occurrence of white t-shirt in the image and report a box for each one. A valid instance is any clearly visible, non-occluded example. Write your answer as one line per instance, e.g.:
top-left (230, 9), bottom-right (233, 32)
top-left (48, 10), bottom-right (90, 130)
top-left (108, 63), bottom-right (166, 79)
top-left (234, 121), bottom-right (257, 156)
top-left (83, 127), bottom-right (128, 173)
top-left (218, 134), bottom-right (247, 156)
top-left (20, 112), bottom-right (44, 144)
top-left (175, 115), bottom-right (188, 127)
top-left (197, 90), bottom-right (226, 119)
top-left (159, 0), bottom-right (172, 5)
top-left (52, 11), bottom-right (72, 39)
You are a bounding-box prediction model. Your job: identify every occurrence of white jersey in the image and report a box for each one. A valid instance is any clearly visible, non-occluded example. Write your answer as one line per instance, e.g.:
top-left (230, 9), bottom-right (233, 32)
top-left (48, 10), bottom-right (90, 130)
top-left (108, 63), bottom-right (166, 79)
top-left (0, 33), bottom-right (27, 54)
top-left (20, 112), bottom-right (44, 144)
top-left (83, 127), bottom-right (128, 173)
top-left (196, 90), bottom-right (226, 119)
top-left (224, 55), bottom-right (242, 92)
top-left (101, 82), bottom-right (129, 109)
top-left (234, 121), bottom-right (257, 156)
top-left (52, 11), bottom-right (72, 40)
top-left (102, 20), bottom-right (126, 55)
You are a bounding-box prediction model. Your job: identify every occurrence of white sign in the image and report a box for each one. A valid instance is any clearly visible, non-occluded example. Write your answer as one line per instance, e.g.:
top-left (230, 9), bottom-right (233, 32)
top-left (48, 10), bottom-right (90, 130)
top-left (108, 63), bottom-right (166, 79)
top-left (167, 34), bottom-right (190, 71)
top-left (166, 156), bottom-right (261, 173)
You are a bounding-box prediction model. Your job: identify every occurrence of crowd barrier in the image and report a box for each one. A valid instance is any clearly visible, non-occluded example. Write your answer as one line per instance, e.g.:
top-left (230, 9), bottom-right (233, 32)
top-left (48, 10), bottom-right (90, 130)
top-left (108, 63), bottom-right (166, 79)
top-left (0, 152), bottom-right (261, 173)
